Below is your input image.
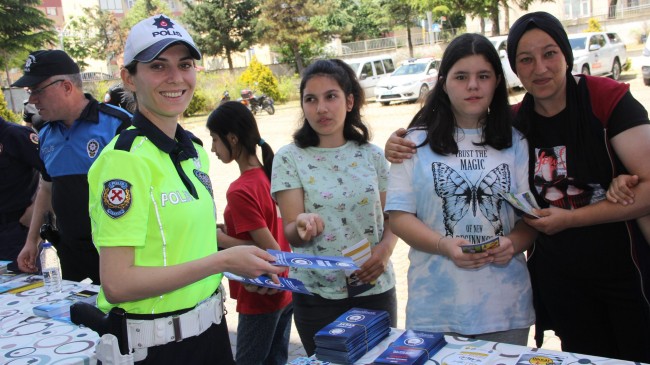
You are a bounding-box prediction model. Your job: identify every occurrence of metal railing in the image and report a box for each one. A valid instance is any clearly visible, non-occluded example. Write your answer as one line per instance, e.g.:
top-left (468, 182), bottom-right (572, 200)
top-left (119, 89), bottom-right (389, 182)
top-left (340, 28), bottom-right (460, 56)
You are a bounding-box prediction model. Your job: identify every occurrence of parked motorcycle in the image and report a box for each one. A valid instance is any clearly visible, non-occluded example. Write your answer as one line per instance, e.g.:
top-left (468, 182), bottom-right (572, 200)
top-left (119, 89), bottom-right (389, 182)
top-left (240, 89), bottom-right (275, 115)
top-left (219, 90), bottom-right (231, 106)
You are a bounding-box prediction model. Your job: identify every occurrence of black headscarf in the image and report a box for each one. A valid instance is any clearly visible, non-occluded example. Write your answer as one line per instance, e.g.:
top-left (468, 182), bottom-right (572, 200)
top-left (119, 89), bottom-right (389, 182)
top-left (507, 11), bottom-right (613, 191)
top-left (507, 12), bottom-right (573, 75)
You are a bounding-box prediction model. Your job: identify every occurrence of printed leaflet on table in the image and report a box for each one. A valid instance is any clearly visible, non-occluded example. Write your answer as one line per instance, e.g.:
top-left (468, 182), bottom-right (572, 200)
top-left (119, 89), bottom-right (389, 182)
top-left (374, 329), bottom-right (447, 365)
top-left (314, 307), bottom-right (391, 365)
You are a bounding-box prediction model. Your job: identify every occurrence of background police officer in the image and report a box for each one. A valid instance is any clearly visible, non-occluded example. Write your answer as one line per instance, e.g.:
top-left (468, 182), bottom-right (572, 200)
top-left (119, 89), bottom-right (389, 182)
top-left (0, 117), bottom-right (44, 271)
top-left (13, 50), bottom-right (131, 283)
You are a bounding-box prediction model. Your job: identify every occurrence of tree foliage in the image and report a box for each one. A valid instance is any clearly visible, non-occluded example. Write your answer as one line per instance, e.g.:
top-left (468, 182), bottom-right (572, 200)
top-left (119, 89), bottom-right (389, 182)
top-left (310, 0), bottom-right (388, 42)
top-left (381, 0), bottom-right (418, 57)
top-left (0, 0), bottom-right (56, 70)
top-left (0, 92), bottom-right (20, 122)
top-left (586, 18), bottom-right (603, 32)
top-left (83, 7), bottom-right (127, 63)
top-left (124, 0), bottom-right (171, 29)
top-left (258, 0), bottom-right (331, 73)
top-left (182, 0), bottom-right (260, 71)
top-left (238, 57), bottom-right (280, 101)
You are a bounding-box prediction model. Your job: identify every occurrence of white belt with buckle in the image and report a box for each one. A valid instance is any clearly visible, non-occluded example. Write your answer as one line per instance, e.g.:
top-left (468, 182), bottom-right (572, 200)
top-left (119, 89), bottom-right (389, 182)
top-left (126, 289), bottom-right (224, 349)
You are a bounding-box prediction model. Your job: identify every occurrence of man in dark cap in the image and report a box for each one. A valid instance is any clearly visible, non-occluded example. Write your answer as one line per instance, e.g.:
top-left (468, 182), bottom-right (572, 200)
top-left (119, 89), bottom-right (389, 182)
top-left (12, 49), bottom-right (132, 283)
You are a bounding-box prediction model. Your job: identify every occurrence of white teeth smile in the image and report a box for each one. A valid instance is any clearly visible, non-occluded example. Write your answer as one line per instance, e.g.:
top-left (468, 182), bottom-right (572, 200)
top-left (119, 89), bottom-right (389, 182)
top-left (161, 91), bottom-right (183, 98)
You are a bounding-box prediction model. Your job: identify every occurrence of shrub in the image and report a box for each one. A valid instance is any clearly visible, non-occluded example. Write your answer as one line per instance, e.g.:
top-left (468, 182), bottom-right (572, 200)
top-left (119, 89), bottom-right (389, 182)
top-left (276, 75), bottom-right (300, 103)
top-left (184, 89), bottom-right (208, 117)
top-left (238, 57), bottom-right (280, 101)
top-left (0, 91), bottom-right (20, 122)
top-left (586, 18), bottom-right (602, 32)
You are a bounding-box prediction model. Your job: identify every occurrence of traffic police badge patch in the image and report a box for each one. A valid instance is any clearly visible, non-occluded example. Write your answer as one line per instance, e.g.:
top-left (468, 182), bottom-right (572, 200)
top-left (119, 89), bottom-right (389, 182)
top-left (102, 179), bottom-right (132, 218)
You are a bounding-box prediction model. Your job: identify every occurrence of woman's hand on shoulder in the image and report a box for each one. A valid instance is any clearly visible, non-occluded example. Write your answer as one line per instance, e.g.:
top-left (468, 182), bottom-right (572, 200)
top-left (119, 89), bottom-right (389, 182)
top-left (385, 128), bottom-right (416, 164)
top-left (440, 236), bottom-right (493, 269)
top-left (606, 174), bottom-right (638, 205)
top-left (295, 212), bottom-right (324, 241)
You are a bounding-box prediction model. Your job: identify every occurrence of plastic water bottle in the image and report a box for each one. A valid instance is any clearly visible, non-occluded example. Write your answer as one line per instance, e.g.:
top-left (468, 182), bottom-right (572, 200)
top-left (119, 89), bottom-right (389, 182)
top-left (40, 241), bottom-right (62, 293)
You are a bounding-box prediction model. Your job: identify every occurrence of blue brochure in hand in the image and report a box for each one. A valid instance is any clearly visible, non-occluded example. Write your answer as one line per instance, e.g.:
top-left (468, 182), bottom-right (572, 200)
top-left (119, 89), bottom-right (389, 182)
top-left (374, 329), bottom-right (447, 365)
top-left (223, 272), bottom-right (313, 295)
top-left (267, 250), bottom-right (360, 270)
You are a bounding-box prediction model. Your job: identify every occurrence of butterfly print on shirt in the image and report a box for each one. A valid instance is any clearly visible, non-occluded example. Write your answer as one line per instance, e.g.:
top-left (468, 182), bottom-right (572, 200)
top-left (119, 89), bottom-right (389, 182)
top-left (432, 162), bottom-right (510, 236)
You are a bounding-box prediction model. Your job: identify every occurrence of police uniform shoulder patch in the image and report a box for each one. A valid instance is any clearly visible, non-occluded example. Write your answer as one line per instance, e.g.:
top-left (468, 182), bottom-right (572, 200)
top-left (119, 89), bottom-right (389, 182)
top-left (87, 139), bottom-right (100, 158)
top-left (102, 179), bottom-right (132, 219)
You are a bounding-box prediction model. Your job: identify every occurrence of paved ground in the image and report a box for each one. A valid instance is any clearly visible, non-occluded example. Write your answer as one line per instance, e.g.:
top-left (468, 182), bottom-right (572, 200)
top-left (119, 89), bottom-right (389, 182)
top-left (183, 66), bottom-right (650, 361)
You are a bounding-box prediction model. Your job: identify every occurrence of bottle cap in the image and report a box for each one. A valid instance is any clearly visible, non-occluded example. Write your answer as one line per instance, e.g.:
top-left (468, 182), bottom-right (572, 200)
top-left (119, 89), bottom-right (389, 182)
top-left (42, 241), bottom-right (52, 247)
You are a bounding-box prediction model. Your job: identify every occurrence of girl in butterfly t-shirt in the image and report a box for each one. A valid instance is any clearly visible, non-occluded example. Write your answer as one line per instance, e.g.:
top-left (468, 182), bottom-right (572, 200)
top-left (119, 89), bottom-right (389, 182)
top-left (385, 33), bottom-right (536, 345)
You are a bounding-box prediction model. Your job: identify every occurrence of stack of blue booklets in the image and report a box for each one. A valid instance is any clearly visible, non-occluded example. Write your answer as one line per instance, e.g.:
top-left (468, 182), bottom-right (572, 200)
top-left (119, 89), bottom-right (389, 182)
top-left (314, 307), bottom-right (391, 364)
top-left (374, 329), bottom-right (447, 365)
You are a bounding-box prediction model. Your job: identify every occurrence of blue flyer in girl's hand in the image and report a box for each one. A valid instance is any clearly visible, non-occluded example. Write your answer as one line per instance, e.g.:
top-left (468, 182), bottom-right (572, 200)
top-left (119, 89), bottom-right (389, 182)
top-left (267, 250), bottom-right (360, 270)
top-left (224, 272), bottom-right (313, 295)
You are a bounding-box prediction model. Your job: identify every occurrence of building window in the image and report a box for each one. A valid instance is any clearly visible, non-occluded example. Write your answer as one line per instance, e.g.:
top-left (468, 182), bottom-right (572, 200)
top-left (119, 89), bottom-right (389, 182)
top-left (100, 0), bottom-right (124, 11)
top-left (563, 0), bottom-right (590, 18)
top-left (46, 7), bottom-right (57, 15)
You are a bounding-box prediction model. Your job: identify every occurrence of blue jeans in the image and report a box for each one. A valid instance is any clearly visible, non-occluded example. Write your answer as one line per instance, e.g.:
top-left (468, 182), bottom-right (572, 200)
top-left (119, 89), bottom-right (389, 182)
top-left (235, 304), bottom-right (293, 365)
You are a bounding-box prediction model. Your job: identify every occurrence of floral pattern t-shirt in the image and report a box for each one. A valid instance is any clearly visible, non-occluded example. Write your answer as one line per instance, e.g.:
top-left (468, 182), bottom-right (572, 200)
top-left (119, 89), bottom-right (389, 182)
top-left (271, 141), bottom-right (396, 299)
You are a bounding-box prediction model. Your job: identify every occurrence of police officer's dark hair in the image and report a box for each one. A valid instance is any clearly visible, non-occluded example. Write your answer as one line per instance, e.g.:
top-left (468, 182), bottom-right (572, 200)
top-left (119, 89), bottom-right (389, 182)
top-left (295, 59), bottom-right (370, 148)
top-left (206, 101), bottom-right (274, 181)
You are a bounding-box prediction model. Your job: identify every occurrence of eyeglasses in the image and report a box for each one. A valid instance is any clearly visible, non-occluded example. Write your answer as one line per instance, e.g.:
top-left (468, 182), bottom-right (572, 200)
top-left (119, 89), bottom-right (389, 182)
top-left (27, 79), bottom-right (64, 96)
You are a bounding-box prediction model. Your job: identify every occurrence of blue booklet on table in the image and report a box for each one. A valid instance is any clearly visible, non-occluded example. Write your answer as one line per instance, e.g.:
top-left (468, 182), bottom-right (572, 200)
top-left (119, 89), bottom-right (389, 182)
top-left (267, 250), bottom-right (359, 270)
top-left (314, 308), bottom-right (391, 364)
top-left (374, 329), bottom-right (447, 365)
top-left (223, 272), bottom-right (313, 295)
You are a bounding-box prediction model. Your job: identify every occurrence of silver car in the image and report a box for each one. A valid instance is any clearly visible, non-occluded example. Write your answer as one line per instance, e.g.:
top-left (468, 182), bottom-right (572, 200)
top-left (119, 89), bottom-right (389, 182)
top-left (374, 58), bottom-right (439, 106)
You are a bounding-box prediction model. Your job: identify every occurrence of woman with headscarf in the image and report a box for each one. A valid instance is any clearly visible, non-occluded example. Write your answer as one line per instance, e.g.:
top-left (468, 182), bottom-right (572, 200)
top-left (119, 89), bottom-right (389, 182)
top-left (505, 12), bottom-right (650, 362)
top-left (384, 14), bottom-right (650, 362)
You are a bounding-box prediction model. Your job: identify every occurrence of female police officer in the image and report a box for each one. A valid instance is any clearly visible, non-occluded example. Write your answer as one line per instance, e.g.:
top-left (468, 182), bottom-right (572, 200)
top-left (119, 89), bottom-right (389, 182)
top-left (87, 15), bottom-right (285, 364)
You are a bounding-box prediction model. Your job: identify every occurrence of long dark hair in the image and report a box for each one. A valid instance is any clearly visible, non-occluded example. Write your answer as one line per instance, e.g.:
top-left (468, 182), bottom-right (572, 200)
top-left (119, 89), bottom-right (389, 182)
top-left (294, 59), bottom-right (370, 148)
top-left (409, 33), bottom-right (512, 155)
top-left (206, 101), bottom-right (274, 180)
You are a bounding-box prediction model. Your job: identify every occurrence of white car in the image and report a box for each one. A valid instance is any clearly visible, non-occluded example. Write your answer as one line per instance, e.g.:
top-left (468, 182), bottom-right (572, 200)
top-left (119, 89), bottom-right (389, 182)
top-left (568, 32), bottom-right (627, 80)
top-left (488, 36), bottom-right (523, 90)
top-left (641, 36), bottom-right (650, 86)
top-left (374, 58), bottom-right (439, 106)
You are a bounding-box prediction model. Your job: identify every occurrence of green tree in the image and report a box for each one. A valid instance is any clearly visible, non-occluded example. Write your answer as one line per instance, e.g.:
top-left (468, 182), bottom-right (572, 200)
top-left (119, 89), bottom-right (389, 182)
top-left (62, 16), bottom-right (93, 70)
top-left (182, 0), bottom-right (260, 71)
top-left (123, 0), bottom-right (171, 29)
top-left (238, 57), bottom-right (280, 101)
top-left (586, 18), bottom-right (603, 32)
top-left (259, 0), bottom-right (331, 73)
top-left (83, 7), bottom-right (127, 67)
top-left (310, 0), bottom-right (388, 42)
top-left (0, 91), bottom-right (20, 122)
top-left (381, 0), bottom-right (418, 57)
top-left (0, 0), bottom-right (56, 113)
